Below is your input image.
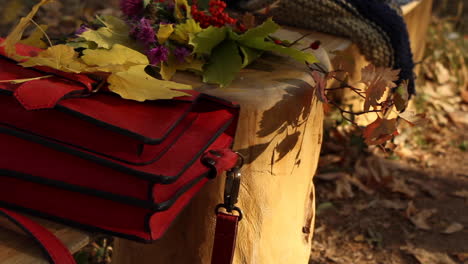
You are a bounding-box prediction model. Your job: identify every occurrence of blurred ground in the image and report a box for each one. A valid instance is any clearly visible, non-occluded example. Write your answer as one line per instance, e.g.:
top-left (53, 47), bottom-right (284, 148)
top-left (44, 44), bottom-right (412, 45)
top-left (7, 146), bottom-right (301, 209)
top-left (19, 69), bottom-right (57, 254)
top-left (0, 1), bottom-right (466, 264)
top-left (311, 10), bottom-right (468, 264)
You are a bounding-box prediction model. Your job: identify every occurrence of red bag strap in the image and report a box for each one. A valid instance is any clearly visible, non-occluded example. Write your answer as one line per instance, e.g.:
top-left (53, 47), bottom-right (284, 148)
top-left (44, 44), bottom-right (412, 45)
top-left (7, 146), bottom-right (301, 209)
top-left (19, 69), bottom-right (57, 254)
top-left (0, 208), bottom-right (76, 264)
top-left (211, 213), bottom-right (240, 264)
top-left (210, 152), bottom-right (244, 264)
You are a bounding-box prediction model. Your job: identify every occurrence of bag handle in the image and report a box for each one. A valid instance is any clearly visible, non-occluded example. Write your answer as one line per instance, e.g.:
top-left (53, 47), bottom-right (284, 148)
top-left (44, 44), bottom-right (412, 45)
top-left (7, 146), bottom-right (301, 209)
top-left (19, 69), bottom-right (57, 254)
top-left (0, 208), bottom-right (76, 264)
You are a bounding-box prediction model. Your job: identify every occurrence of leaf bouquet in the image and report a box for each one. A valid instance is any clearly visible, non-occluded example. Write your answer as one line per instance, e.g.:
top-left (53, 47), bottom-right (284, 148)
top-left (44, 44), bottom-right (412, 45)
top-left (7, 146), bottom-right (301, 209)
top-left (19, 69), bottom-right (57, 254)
top-left (1, 0), bottom-right (317, 101)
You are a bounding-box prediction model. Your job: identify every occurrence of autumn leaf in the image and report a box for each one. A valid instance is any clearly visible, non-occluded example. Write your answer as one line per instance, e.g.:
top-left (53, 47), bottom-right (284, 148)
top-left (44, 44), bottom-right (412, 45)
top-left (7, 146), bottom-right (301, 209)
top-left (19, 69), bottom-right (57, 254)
top-left (174, 0), bottom-right (192, 20)
top-left (360, 64), bottom-right (400, 111)
top-left (394, 81), bottom-right (409, 112)
top-left (310, 71), bottom-right (337, 103)
top-left (81, 44), bottom-right (149, 72)
top-left (79, 16), bottom-right (135, 49)
top-left (157, 24), bottom-right (174, 44)
top-left (108, 65), bottom-right (192, 102)
top-left (20, 45), bottom-right (88, 73)
top-left (171, 19), bottom-right (202, 43)
top-left (1, 0), bottom-right (52, 58)
top-left (363, 117), bottom-right (399, 145)
top-left (19, 24), bottom-right (49, 49)
top-left (399, 111), bottom-right (430, 126)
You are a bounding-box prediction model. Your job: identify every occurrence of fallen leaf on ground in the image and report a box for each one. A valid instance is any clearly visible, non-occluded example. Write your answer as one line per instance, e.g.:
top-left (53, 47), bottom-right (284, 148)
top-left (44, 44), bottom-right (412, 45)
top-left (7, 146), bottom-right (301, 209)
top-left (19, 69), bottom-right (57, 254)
top-left (401, 244), bottom-right (457, 264)
top-left (461, 90), bottom-right (468, 104)
top-left (346, 174), bottom-right (374, 195)
top-left (452, 190), bottom-right (468, 199)
top-left (379, 199), bottom-right (407, 210)
top-left (335, 177), bottom-right (354, 198)
top-left (316, 172), bottom-right (347, 181)
top-left (353, 234), bottom-right (365, 242)
top-left (405, 201), bottom-right (437, 230)
top-left (448, 111), bottom-right (468, 127)
top-left (407, 178), bottom-right (440, 198)
top-left (391, 177), bottom-right (417, 197)
top-left (442, 222), bottom-right (464, 234)
top-left (434, 62), bottom-right (451, 84)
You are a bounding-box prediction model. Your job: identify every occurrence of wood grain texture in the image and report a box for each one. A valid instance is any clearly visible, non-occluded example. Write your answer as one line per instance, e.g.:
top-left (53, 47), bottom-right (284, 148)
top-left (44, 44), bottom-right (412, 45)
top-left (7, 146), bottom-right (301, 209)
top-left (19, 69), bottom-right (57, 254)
top-left (112, 30), bottom-right (330, 264)
top-left (0, 216), bottom-right (90, 264)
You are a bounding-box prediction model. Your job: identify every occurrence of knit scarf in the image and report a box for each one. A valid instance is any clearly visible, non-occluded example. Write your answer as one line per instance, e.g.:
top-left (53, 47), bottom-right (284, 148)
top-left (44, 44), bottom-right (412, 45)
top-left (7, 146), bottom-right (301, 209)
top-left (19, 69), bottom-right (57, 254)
top-left (226, 0), bottom-right (416, 94)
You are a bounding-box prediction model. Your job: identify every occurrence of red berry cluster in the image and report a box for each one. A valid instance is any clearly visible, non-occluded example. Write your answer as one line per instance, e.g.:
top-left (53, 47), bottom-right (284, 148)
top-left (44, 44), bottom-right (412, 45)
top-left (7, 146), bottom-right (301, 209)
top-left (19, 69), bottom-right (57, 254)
top-left (191, 0), bottom-right (237, 28)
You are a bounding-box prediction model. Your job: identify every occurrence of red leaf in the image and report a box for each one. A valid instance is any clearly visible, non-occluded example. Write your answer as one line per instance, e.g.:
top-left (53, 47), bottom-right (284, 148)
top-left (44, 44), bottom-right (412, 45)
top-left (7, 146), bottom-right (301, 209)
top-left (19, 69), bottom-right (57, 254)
top-left (399, 112), bottom-right (430, 127)
top-left (311, 70), bottom-right (337, 103)
top-left (363, 117), bottom-right (399, 145)
top-left (311, 70), bottom-right (328, 103)
top-left (360, 64), bottom-right (400, 111)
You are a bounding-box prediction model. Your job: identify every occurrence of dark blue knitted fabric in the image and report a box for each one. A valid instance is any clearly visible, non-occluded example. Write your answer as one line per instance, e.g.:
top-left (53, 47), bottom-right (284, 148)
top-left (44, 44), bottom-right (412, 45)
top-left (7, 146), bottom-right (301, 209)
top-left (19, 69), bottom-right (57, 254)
top-left (333, 0), bottom-right (415, 94)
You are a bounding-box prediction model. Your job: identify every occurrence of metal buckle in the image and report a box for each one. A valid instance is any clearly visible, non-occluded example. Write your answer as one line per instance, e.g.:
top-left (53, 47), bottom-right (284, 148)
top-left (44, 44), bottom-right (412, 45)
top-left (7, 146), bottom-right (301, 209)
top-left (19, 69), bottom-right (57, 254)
top-left (215, 152), bottom-right (244, 221)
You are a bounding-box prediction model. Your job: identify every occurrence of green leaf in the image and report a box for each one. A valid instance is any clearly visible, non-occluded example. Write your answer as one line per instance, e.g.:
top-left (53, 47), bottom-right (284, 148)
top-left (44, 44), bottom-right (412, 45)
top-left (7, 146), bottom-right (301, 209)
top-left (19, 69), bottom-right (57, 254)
top-left (190, 26), bottom-right (227, 55)
top-left (238, 18), bottom-right (280, 42)
top-left (239, 46), bottom-right (262, 68)
top-left (240, 38), bottom-right (318, 64)
top-left (143, 0), bottom-right (151, 8)
top-left (203, 40), bottom-right (243, 87)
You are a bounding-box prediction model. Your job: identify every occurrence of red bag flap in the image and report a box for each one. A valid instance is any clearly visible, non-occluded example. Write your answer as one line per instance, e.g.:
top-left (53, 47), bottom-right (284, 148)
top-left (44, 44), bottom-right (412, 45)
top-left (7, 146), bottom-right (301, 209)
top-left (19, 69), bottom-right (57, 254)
top-left (0, 54), bottom-right (224, 165)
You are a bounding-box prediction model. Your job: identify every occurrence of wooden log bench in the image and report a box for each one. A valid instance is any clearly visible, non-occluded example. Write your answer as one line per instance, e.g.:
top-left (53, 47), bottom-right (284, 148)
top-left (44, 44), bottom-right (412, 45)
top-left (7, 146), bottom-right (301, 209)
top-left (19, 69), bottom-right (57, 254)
top-left (0, 1), bottom-right (432, 263)
top-left (0, 217), bottom-right (90, 264)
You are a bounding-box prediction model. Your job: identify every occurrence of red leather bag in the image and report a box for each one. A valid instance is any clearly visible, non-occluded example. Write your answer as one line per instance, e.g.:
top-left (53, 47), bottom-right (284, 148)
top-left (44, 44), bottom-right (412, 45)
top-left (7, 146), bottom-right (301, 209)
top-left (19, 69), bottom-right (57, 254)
top-left (0, 43), bottom-right (240, 242)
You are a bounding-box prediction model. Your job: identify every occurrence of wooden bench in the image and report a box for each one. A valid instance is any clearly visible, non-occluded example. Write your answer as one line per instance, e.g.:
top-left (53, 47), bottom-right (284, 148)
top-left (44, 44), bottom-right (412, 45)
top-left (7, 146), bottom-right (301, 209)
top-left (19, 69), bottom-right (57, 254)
top-left (0, 1), bottom-right (432, 263)
top-left (0, 217), bottom-right (90, 264)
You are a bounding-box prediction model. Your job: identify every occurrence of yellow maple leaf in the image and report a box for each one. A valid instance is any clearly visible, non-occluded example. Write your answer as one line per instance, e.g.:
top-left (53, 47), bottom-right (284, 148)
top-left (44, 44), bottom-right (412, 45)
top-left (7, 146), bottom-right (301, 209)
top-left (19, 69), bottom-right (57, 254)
top-left (174, 0), bottom-right (192, 20)
top-left (81, 44), bottom-right (149, 72)
top-left (1, 0), bottom-right (53, 58)
top-left (171, 19), bottom-right (202, 44)
top-left (108, 65), bottom-right (192, 102)
top-left (79, 16), bottom-right (135, 49)
top-left (19, 24), bottom-right (49, 49)
top-left (157, 24), bottom-right (174, 44)
top-left (20, 44), bottom-right (88, 73)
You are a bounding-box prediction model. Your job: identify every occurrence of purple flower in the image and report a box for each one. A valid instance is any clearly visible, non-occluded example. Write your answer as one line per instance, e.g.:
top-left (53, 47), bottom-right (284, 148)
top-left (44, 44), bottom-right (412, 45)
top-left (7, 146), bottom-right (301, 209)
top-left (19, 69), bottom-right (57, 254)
top-left (147, 46), bottom-right (169, 65)
top-left (120, 0), bottom-right (143, 17)
top-left (75, 25), bottom-right (89, 36)
top-left (173, 47), bottom-right (191, 62)
top-left (131, 18), bottom-right (156, 45)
